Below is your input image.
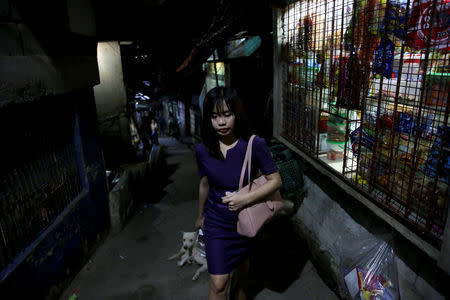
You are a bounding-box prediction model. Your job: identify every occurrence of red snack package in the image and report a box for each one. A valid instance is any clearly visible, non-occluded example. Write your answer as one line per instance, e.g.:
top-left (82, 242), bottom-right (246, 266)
top-left (406, 0), bottom-right (450, 51)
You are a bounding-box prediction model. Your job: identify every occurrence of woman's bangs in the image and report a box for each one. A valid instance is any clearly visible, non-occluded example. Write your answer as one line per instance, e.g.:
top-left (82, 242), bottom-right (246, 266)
top-left (212, 99), bottom-right (232, 115)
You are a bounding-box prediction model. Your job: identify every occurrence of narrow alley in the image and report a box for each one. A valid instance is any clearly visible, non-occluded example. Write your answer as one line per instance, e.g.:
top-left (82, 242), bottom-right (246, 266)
top-left (57, 137), bottom-right (338, 300)
top-left (2, 1), bottom-right (450, 299)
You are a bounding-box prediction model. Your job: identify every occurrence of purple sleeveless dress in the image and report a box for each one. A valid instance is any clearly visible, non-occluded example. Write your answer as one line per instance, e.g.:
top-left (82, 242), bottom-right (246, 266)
top-left (194, 137), bottom-right (278, 274)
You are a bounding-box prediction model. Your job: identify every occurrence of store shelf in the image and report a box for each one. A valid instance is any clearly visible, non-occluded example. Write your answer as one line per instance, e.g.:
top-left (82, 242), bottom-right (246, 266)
top-left (318, 153), bottom-right (344, 173)
top-left (281, 0), bottom-right (449, 243)
top-left (365, 95), bottom-right (448, 116)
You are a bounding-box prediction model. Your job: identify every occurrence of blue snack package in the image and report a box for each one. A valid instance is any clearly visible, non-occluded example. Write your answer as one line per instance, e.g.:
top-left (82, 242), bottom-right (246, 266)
top-left (373, 38), bottom-right (395, 78)
top-left (417, 113), bottom-right (434, 138)
top-left (421, 126), bottom-right (450, 183)
top-left (379, 0), bottom-right (409, 39)
top-left (395, 111), bottom-right (414, 134)
top-left (350, 127), bottom-right (376, 155)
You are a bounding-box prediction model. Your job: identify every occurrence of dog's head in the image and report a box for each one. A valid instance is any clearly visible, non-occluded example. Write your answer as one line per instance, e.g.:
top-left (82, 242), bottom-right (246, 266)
top-left (182, 231), bottom-right (197, 250)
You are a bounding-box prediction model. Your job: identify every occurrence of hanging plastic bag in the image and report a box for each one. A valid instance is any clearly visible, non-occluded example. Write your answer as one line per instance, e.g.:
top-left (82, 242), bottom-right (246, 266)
top-left (196, 228), bottom-right (206, 258)
top-left (338, 235), bottom-right (399, 300)
top-left (335, 54), bottom-right (368, 109)
top-left (297, 15), bottom-right (313, 56)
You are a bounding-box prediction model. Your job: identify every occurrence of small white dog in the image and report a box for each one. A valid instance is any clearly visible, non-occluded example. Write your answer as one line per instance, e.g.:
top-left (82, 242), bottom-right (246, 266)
top-left (168, 230), bottom-right (208, 280)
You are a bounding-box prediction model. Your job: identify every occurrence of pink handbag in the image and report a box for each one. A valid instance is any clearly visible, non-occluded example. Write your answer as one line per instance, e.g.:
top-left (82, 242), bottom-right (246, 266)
top-left (236, 135), bottom-right (283, 237)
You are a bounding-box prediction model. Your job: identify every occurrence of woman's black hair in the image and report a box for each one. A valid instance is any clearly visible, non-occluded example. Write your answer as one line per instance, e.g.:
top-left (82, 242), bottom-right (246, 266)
top-left (201, 86), bottom-right (251, 160)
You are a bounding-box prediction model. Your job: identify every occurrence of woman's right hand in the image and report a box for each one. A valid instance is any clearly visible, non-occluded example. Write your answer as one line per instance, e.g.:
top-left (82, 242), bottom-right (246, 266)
top-left (195, 215), bottom-right (204, 229)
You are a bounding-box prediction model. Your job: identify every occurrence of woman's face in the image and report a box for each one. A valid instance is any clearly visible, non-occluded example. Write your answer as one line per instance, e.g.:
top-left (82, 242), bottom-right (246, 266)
top-left (211, 101), bottom-right (235, 137)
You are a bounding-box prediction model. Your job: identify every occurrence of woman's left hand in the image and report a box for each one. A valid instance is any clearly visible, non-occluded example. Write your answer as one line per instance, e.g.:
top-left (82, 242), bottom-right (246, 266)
top-left (222, 192), bottom-right (249, 211)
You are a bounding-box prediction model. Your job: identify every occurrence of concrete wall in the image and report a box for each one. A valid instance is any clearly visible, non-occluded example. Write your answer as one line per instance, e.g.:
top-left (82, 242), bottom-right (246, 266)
top-left (94, 41), bottom-right (132, 164)
top-left (296, 173), bottom-right (447, 299)
top-left (109, 162), bottom-right (147, 235)
top-left (108, 145), bottom-right (166, 235)
top-left (0, 0), bottom-right (99, 107)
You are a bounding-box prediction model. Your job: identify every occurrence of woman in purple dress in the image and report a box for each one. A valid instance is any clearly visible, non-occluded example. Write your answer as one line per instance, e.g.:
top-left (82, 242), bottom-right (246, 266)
top-left (194, 87), bottom-right (282, 300)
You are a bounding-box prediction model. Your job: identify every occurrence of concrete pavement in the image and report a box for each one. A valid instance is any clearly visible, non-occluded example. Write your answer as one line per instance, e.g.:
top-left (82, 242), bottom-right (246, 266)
top-left (58, 137), bottom-right (339, 300)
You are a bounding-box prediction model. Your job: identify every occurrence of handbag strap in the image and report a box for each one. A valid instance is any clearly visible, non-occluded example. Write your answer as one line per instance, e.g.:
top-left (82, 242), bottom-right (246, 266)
top-left (239, 135), bottom-right (256, 190)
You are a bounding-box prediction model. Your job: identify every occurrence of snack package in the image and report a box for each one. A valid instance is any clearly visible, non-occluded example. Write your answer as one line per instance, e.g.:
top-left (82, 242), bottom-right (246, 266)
top-left (378, 0), bottom-right (409, 39)
top-left (406, 0), bottom-right (450, 51)
top-left (421, 126), bottom-right (450, 184)
top-left (350, 126), bottom-right (376, 154)
top-left (395, 111), bottom-right (414, 134)
top-left (424, 73), bottom-right (450, 107)
top-left (338, 236), bottom-right (399, 300)
top-left (372, 38), bottom-right (395, 78)
top-left (344, 0), bottom-right (362, 51)
top-left (345, 266), bottom-right (395, 300)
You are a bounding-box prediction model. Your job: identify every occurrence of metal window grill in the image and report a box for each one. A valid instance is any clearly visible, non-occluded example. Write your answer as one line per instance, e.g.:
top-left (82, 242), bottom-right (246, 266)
top-left (281, 0), bottom-right (449, 247)
top-left (0, 100), bottom-right (82, 270)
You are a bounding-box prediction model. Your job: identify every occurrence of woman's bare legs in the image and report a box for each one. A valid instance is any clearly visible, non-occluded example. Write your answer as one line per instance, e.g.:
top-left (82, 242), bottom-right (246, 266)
top-left (209, 274), bottom-right (230, 300)
top-left (209, 258), bottom-right (249, 300)
top-left (234, 258), bottom-right (249, 300)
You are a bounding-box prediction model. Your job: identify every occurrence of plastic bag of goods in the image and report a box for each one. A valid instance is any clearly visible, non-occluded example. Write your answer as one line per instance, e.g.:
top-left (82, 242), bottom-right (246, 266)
top-left (340, 237), bottom-right (399, 300)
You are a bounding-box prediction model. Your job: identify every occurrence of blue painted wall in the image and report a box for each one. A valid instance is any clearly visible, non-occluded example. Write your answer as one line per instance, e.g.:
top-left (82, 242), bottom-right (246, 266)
top-left (0, 88), bottom-right (110, 299)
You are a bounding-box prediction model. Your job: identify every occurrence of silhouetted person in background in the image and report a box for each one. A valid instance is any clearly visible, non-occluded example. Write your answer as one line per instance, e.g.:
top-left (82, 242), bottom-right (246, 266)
top-left (150, 118), bottom-right (159, 145)
top-left (140, 111), bottom-right (151, 154)
top-left (168, 112), bottom-right (180, 139)
top-left (158, 114), bottom-right (166, 136)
